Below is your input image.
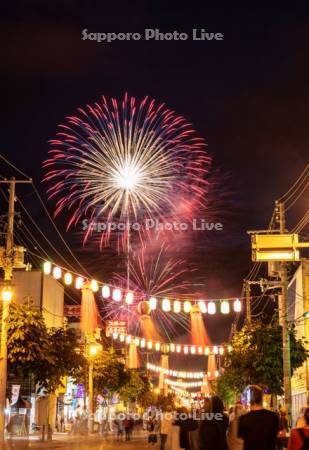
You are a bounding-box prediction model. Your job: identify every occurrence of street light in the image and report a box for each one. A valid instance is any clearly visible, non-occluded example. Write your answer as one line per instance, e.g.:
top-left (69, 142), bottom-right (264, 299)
top-left (87, 341), bottom-right (102, 434)
top-left (0, 285), bottom-right (13, 441)
top-left (1, 287), bottom-right (13, 302)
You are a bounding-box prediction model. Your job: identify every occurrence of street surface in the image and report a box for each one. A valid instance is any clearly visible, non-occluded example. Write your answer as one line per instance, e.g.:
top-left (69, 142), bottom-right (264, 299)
top-left (2, 434), bottom-right (153, 450)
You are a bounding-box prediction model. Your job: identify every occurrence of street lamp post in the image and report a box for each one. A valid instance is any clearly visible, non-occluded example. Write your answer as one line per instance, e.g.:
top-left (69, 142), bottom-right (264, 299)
top-left (0, 286), bottom-right (13, 441)
top-left (87, 341), bottom-right (102, 434)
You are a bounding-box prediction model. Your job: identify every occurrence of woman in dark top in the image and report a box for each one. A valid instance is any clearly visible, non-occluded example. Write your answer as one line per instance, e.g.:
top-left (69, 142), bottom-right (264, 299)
top-left (175, 407), bottom-right (199, 450)
top-left (199, 396), bottom-right (229, 450)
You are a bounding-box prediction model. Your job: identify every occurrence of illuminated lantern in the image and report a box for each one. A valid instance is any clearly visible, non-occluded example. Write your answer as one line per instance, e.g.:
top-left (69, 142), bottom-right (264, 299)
top-left (198, 346), bottom-right (203, 355)
top-left (173, 300), bottom-right (181, 313)
top-left (191, 346), bottom-right (196, 354)
top-left (184, 301), bottom-right (192, 313)
top-left (221, 301), bottom-right (230, 314)
top-left (64, 272), bottom-right (73, 285)
top-left (204, 347), bottom-right (210, 355)
top-left (155, 342), bottom-right (161, 351)
top-left (102, 285), bottom-right (110, 298)
top-left (149, 297), bottom-right (157, 310)
top-left (208, 301), bottom-right (216, 314)
top-left (126, 335), bottom-right (132, 344)
top-left (198, 300), bottom-right (207, 313)
top-left (113, 332), bottom-right (118, 339)
top-left (120, 334), bottom-right (125, 342)
top-left (137, 300), bottom-right (151, 316)
top-left (170, 343), bottom-right (176, 352)
top-left (190, 304), bottom-right (200, 314)
top-left (162, 298), bottom-right (171, 312)
top-left (213, 346), bottom-right (218, 354)
top-left (184, 346), bottom-right (189, 354)
top-left (140, 339), bottom-right (146, 348)
top-left (43, 261), bottom-right (52, 275)
top-left (134, 337), bottom-right (140, 346)
top-left (176, 345), bottom-right (181, 353)
top-left (147, 341), bottom-right (153, 350)
top-left (161, 344), bottom-right (170, 354)
top-left (53, 266), bottom-right (62, 279)
top-left (91, 279), bottom-right (99, 292)
top-left (228, 345), bottom-right (232, 352)
top-left (233, 298), bottom-right (242, 312)
top-left (219, 347), bottom-right (224, 355)
top-left (113, 288), bottom-right (122, 301)
top-left (215, 370), bottom-right (219, 378)
top-left (125, 291), bottom-right (134, 305)
top-left (75, 276), bottom-right (84, 289)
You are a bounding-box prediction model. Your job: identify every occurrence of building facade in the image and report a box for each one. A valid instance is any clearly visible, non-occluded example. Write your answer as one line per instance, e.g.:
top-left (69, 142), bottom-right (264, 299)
top-left (288, 258), bottom-right (309, 424)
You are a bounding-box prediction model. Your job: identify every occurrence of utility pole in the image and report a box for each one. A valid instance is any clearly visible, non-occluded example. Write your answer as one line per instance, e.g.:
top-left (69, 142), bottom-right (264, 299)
top-left (0, 178), bottom-right (32, 441)
top-left (276, 200), bottom-right (292, 422)
top-left (245, 280), bottom-right (251, 323)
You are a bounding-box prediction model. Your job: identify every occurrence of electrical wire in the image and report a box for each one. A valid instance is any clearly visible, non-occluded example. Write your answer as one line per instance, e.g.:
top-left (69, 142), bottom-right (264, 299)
top-left (292, 211), bottom-right (309, 233)
top-left (0, 153), bottom-right (92, 277)
top-left (277, 163), bottom-right (308, 205)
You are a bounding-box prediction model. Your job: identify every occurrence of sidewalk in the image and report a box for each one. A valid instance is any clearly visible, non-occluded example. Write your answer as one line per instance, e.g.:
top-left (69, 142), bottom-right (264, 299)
top-left (3, 430), bottom-right (151, 450)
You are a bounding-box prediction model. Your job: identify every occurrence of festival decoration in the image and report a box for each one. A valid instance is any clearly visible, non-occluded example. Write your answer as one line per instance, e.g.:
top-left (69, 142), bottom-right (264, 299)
top-left (41, 260), bottom-right (246, 315)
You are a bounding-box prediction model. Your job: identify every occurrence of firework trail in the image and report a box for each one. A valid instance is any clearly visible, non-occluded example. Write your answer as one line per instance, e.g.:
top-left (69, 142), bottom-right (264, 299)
top-left (43, 94), bottom-right (210, 249)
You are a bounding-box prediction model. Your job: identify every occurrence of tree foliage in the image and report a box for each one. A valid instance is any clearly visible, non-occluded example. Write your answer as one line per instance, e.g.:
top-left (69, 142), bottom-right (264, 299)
top-left (219, 321), bottom-right (308, 396)
top-left (6, 302), bottom-right (86, 392)
top-left (92, 350), bottom-right (153, 405)
top-left (118, 370), bottom-right (152, 403)
top-left (92, 349), bottom-right (129, 395)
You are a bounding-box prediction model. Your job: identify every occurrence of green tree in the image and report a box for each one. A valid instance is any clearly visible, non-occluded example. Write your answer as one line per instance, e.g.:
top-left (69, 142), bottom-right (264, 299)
top-left (92, 349), bottom-right (129, 395)
top-left (40, 327), bottom-right (86, 392)
top-left (219, 321), bottom-right (308, 396)
top-left (119, 370), bottom-right (152, 404)
top-left (6, 302), bottom-right (86, 392)
top-left (155, 393), bottom-right (175, 411)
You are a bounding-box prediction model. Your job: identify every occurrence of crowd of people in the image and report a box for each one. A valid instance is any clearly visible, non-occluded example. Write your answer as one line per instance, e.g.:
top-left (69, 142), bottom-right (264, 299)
top-left (145, 385), bottom-right (309, 450)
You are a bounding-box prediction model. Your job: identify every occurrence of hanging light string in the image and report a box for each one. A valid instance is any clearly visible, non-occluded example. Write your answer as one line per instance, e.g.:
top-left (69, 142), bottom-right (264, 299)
top-left (113, 332), bottom-right (230, 356)
top-left (165, 379), bottom-right (203, 388)
top-left (168, 386), bottom-right (202, 398)
top-left (41, 260), bottom-right (255, 314)
top-left (147, 363), bottom-right (220, 379)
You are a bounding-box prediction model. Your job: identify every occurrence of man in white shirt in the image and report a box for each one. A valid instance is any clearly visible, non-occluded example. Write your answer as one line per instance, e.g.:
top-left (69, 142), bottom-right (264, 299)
top-left (160, 406), bottom-right (174, 450)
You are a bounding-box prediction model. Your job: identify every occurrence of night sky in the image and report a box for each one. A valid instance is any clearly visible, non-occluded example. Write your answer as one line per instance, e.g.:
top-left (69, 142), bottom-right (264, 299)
top-left (0, 2), bottom-right (308, 344)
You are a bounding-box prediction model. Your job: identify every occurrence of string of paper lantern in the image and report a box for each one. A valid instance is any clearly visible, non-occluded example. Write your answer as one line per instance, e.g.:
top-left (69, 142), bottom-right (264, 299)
top-left (113, 332), bottom-right (230, 356)
top-left (147, 363), bottom-right (204, 379)
top-left (42, 260), bottom-right (245, 315)
top-left (147, 363), bottom-right (219, 379)
top-left (168, 387), bottom-right (202, 398)
top-left (165, 379), bottom-right (203, 388)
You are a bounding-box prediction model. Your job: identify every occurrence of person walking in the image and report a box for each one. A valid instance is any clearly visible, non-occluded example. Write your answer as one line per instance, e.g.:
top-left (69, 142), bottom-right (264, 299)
top-left (288, 407), bottom-right (309, 450)
top-left (277, 407), bottom-right (289, 450)
top-left (200, 397), bottom-right (228, 450)
top-left (175, 407), bottom-right (199, 450)
top-left (296, 407), bottom-right (307, 428)
top-left (124, 415), bottom-right (131, 441)
top-left (166, 416), bottom-right (182, 450)
top-left (147, 414), bottom-right (159, 445)
top-left (238, 385), bottom-right (279, 450)
top-left (160, 406), bottom-right (174, 450)
top-left (227, 402), bottom-right (244, 450)
top-left (114, 414), bottom-right (125, 442)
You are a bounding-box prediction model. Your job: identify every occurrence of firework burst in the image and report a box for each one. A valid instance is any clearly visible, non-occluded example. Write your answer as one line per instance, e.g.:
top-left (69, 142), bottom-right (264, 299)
top-left (43, 94), bottom-right (210, 247)
top-left (104, 243), bottom-right (197, 339)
